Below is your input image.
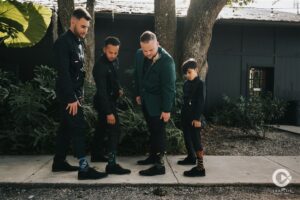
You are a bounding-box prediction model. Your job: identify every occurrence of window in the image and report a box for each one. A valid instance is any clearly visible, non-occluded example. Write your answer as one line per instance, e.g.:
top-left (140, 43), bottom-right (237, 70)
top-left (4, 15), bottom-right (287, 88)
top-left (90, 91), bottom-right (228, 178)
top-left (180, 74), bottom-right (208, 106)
top-left (248, 67), bottom-right (274, 96)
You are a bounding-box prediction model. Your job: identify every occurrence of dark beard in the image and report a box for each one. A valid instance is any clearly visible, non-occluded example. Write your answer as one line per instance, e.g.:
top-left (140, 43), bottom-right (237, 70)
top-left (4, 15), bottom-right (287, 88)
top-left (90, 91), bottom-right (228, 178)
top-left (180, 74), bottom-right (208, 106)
top-left (74, 25), bottom-right (84, 39)
top-left (146, 52), bottom-right (158, 61)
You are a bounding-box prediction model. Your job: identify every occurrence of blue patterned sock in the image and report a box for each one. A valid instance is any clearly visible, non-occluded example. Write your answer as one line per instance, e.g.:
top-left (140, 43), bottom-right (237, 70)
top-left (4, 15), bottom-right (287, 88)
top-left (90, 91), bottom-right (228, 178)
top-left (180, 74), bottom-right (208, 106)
top-left (79, 157), bottom-right (89, 172)
top-left (108, 152), bottom-right (116, 166)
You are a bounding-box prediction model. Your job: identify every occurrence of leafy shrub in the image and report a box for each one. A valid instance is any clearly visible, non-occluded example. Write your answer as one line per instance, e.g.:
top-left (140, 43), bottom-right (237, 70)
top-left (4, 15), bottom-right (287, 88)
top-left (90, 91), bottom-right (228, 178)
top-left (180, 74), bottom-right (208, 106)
top-left (0, 67), bottom-right (185, 155)
top-left (117, 96), bottom-right (149, 155)
top-left (0, 66), bottom-right (58, 154)
top-left (82, 81), bottom-right (98, 138)
top-left (166, 121), bottom-right (185, 154)
top-left (0, 69), bottom-right (17, 103)
top-left (172, 80), bottom-right (184, 129)
top-left (212, 94), bottom-right (287, 137)
top-left (117, 94), bottom-right (185, 155)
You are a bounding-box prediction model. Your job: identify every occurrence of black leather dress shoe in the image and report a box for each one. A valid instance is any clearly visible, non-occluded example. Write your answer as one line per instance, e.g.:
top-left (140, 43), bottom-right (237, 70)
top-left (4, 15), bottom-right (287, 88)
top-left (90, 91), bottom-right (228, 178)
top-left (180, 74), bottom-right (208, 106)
top-left (139, 165), bottom-right (166, 176)
top-left (137, 154), bottom-right (158, 165)
top-left (52, 160), bottom-right (79, 172)
top-left (78, 167), bottom-right (108, 180)
top-left (106, 164), bottom-right (131, 175)
top-left (177, 156), bottom-right (196, 165)
top-left (183, 166), bottom-right (206, 177)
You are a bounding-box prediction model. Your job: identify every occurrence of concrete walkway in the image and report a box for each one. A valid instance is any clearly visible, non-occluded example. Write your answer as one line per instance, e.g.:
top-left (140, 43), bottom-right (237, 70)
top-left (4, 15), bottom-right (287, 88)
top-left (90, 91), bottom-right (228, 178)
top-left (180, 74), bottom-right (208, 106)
top-left (0, 156), bottom-right (299, 186)
top-left (270, 125), bottom-right (300, 135)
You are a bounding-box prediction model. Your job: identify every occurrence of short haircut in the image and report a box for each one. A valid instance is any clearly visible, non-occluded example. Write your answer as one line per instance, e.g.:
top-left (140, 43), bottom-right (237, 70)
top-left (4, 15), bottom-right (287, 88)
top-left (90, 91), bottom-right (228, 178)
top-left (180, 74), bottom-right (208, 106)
top-left (72, 7), bottom-right (92, 21)
top-left (140, 31), bottom-right (157, 43)
top-left (182, 58), bottom-right (198, 74)
top-left (104, 36), bottom-right (121, 46)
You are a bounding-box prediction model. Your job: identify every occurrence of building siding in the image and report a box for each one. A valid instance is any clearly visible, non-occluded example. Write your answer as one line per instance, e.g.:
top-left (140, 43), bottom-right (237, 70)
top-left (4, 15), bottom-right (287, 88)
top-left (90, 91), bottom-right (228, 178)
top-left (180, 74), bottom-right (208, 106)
top-left (1, 15), bottom-right (300, 116)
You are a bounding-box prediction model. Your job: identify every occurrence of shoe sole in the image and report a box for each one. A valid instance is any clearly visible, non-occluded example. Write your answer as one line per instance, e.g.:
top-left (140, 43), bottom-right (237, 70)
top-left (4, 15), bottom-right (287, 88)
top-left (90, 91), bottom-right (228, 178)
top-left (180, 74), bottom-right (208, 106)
top-left (139, 172), bottom-right (166, 176)
top-left (106, 171), bottom-right (131, 175)
top-left (78, 174), bottom-right (108, 180)
top-left (183, 172), bottom-right (206, 177)
top-left (183, 174), bottom-right (206, 177)
top-left (52, 169), bottom-right (79, 172)
top-left (137, 162), bottom-right (155, 165)
top-left (177, 163), bottom-right (196, 165)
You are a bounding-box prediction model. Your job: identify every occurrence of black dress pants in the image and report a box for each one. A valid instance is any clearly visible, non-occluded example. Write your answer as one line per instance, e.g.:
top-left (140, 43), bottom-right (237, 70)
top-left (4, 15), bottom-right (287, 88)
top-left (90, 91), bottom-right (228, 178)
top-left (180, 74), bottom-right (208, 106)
top-left (181, 116), bottom-right (203, 157)
top-left (54, 102), bottom-right (87, 161)
top-left (142, 105), bottom-right (166, 154)
top-left (91, 106), bottom-right (120, 155)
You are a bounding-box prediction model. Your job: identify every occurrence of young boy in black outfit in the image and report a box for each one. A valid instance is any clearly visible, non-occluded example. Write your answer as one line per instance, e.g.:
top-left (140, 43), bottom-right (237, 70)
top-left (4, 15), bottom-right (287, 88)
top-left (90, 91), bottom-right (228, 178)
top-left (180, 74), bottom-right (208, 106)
top-left (91, 36), bottom-right (131, 175)
top-left (178, 58), bottom-right (206, 177)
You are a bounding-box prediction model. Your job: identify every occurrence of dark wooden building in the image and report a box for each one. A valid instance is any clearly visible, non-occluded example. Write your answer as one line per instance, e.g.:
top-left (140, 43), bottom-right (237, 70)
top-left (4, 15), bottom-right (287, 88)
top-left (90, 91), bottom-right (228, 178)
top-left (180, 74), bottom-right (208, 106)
top-left (1, 2), bottom-right (300, 119)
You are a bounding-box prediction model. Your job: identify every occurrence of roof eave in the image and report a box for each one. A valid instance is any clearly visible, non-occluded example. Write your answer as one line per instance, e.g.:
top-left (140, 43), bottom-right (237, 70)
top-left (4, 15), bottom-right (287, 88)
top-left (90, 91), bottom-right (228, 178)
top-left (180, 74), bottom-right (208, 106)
top-left (95, 11), bottom-right (300, 26)
top-left (216, 18), bottom-right (300, 26)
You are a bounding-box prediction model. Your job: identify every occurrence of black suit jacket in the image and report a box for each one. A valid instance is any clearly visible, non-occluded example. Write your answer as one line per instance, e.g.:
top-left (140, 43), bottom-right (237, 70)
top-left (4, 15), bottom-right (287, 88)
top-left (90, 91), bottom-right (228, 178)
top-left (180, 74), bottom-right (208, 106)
top-left (54, 30), bottom-right (85, 104)
top-left (181, 77), bottom-right (205, 121)
top-left (93, 54), bottom-right (121, 115)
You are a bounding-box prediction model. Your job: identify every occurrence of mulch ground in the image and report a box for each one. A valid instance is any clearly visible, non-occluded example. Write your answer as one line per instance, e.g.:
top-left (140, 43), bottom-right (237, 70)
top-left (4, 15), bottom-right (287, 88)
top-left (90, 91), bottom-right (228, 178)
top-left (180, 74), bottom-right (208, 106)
top-left (202, 125), bottom-right (300, 156)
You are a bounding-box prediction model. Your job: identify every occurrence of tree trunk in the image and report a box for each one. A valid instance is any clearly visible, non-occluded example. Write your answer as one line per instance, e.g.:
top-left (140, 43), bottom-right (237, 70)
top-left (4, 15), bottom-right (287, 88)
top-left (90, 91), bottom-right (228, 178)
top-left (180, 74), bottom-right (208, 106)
top-left (57, 0), bottom-right (74, 32)
top-left (182, 0), bottom-right (227, 81)
top-left (154, 0), bottom-right (176, 58)
top-left (51, 9), bottom-right (58, 42)
top-left (85, 0), bottom-right (95, 83)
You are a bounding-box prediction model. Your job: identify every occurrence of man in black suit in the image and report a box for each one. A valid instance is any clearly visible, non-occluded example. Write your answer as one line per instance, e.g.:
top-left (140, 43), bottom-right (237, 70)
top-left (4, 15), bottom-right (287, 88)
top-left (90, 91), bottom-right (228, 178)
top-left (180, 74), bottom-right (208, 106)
top-left (52, 7), bottom-right (107, 180)
top-left (91, 36), bottom-right (131, 175)
top-left (134, 31), bottom-right (176, 176)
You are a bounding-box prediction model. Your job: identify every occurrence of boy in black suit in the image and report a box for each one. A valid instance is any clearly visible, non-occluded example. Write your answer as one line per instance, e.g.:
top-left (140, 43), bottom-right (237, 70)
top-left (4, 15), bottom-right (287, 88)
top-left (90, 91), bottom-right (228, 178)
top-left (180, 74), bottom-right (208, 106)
top-left (179, 58), bottom-right (206, 177)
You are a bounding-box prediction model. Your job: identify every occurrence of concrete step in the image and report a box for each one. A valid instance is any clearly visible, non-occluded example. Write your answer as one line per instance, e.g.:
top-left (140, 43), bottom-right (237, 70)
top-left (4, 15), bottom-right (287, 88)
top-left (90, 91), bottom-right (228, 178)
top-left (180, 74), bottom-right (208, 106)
top-left (0, 155), bottom-right (299, 186)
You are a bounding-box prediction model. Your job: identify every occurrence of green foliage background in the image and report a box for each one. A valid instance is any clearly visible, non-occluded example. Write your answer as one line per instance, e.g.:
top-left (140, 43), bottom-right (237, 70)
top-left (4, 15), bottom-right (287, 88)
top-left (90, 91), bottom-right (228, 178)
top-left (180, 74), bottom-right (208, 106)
top-left (0, 66), bottom-right (185, 155)
top-left (0, 0), bottom-right (52, 48)
top-left (212, 94), bottom-right (287, 137)
top-left (0, 65), bottom-right (287, 154)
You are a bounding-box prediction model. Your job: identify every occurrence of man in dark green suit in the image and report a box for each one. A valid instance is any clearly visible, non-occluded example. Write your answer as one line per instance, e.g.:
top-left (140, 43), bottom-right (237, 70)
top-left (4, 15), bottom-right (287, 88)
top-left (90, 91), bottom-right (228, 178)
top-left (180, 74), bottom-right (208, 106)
top-left (134, 31), bottom-right (176, 176)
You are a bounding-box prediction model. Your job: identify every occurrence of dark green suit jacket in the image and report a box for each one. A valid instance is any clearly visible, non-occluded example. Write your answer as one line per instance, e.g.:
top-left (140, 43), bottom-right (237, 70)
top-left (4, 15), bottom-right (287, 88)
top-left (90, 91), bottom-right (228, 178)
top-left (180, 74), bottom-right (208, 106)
top-left (134, 47), bottom-right (176, 116)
